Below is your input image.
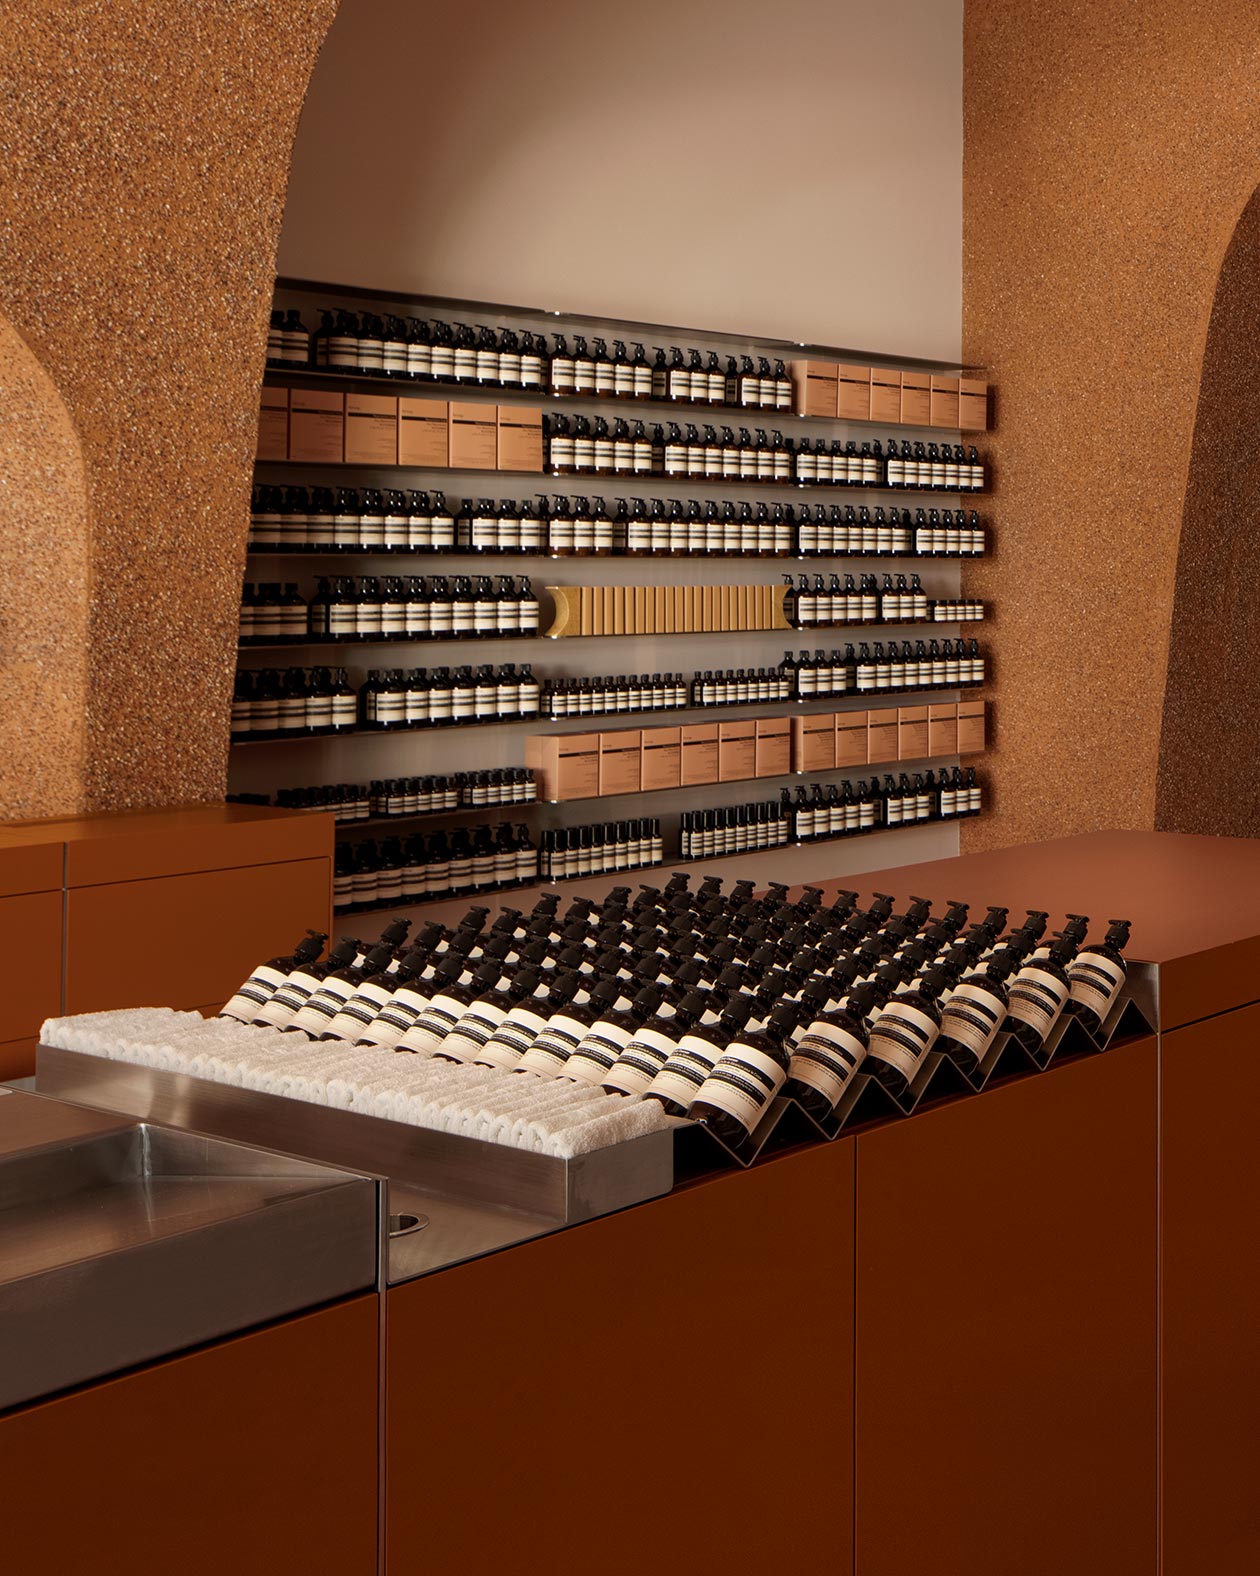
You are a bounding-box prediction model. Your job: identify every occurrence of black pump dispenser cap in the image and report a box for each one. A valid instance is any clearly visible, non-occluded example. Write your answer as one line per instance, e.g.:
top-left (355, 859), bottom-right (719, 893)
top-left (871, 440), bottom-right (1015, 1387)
top-left (867, 892), bottom-right (896, 923)
top-left (1047, 930), bottom-right (1080, 965)
top-left (719, 991), bottom-right (757, 1032)
top-left (1062, 912), bottom-right (1091, 943)
top-left (1103, 919), bottom-right (1132, 950)
top-left (846, 978), bottom-right (885, 1018)
top-left (630, 982), bottom-right (666, 1017)
top-left (294, 930), bottom-right (328, 964)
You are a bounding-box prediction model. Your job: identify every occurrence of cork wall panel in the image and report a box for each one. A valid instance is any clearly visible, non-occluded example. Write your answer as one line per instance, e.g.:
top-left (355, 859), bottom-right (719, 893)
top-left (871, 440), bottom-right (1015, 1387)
top-left (0, 0), bottom-right (339, 815)
top-left (0, 313), bottom-right (90, 817)
top-left (962, 0), bottom-right (1260, 851)
top-left (1155, 187), bottom-right (1260, 836)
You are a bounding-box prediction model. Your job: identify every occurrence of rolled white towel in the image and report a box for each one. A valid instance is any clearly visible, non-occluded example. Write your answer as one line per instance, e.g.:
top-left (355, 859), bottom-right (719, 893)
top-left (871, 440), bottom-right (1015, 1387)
top-left (541, 1099), bottom-right (670, 1158)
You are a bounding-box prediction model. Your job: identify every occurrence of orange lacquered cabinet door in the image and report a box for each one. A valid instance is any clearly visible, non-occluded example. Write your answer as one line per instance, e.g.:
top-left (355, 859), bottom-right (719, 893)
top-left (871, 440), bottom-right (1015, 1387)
top-left (1162, 999), bottom-right (1260, 1575)
top-left (0, 1295), bottom-right (378, 1576)
top-left (387, 1140), bottom-right (856, 1576)
top-left (0, 838), bottom-right (63, 1076)
top-left (854, 1039), bottom-right (1158, 1576)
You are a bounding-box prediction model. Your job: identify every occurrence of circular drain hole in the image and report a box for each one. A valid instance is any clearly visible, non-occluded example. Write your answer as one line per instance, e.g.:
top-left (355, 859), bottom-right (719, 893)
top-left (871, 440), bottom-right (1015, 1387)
top-left (389, 1211), bottom-right (430, 1237)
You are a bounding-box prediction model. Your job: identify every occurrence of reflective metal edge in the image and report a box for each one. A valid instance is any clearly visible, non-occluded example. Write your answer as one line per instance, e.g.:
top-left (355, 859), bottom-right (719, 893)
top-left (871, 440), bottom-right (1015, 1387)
top-left (35, 1047), bottom-right (675, 1265)
top-left (0, 1096), bottom-right (379, 1413)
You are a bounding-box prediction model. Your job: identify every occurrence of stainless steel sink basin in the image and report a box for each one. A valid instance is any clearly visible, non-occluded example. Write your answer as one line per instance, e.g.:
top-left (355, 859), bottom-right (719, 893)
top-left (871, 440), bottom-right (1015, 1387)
top-left (0, 1089), bottom-right (379, 1412)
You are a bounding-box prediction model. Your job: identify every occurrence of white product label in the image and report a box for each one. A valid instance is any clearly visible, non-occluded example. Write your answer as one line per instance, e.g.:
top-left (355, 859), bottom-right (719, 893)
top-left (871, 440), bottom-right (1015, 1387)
top-left (564, 1022), bottom-right (633, 1084)
top-left (1067, 953), bottom-right (1126, 1019)
top-left (603, 1025), bottom-right (677, 1095)
top-left (254, 965), bottom-right (324, 1026)
top-left (286, 975), bottom-right (356, 1035)
top-left (649, 1030), bottom-right (724, 1107)
top-left (694, 1043), bottom-right (786, 1133)
top-left (1006, 967), bottom-right (1069, 1038)
top-left (939, 981), bottom-right (1004, 1056)
top-left (322, 980), bottom-right (395, 1042)
top-left (396, 990), bottom-right (466, 1054)
top-left (867, 1000), bottom-right (939, 1080)
top-left (219, 962), bottom-right (289, 1020)
top-left (358, 984), bottom-right (431, 1047)
top-left (477, 1006), bottom-right (547, 1069)
top-left (516, 1011), bottom-right (587, 1075)
top-left (436, 1002), bottom-right (508, 1063)
top-left (788, 1020), bottom-right (867, 1107)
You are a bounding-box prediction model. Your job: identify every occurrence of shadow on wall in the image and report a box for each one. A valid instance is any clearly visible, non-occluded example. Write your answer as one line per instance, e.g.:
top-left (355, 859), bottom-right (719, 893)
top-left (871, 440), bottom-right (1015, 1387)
top-left (0, 314), bottom-right (90, 818)
top-left (1156, 184), bottom-right (1260, 837)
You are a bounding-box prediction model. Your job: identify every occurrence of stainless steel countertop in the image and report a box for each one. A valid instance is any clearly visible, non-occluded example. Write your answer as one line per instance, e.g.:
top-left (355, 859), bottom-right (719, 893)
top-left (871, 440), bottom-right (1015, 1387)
top-left (35, 1047), bottom-right (676, 1286)
top-left (0, 1089), bottom-right (380, 1413)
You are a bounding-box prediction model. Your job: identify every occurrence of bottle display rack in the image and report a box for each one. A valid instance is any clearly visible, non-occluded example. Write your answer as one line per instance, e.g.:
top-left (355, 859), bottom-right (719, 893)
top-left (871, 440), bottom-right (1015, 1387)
top-left (238, 279), bottom-right (993, 879)
top-left (109, 879), bottom-right (1145, 1193)
top-left (262, 339), bottom-right (988, 436)
top-left (245, 483), bottom-right (988, 559)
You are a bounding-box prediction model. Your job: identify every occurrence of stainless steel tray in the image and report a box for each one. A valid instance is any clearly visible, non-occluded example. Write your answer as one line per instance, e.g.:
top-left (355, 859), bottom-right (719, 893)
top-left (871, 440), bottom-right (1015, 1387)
top-left (35, 1046), bottom-right (676, 1285)
top-left (0, 1087), bottom-right (378, 1412)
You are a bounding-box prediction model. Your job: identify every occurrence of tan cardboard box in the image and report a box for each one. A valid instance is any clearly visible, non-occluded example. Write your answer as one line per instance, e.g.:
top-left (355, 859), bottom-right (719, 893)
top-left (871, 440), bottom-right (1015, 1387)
top-left (344, 392), bottom-right (399, 465)
top-left (867, 708), bottom-right (900, 764)
top-left (792, 359), bottom-right (840, 419)
top-left (633, 586), bottom-right (649, 634)
top-left (835, 709), bottom-right (870, 767)
top-left (755, 717), bottom-right (792, 778)
top-left (836, 364), bottom-right (872, 422)
top-left (791, 714), bottom-right (837, 774)
top-left (897, 705), bottom-right (929, 760)
top-left (681, 722), bottom-right (719, 786)
top-left (525, 733), bottom-right (600, 802)
top-left (256, 386), bottom-right (289, 461)
top-left (497, 406), bottom-right (543, 472)
top-left (928, 703), bottom-right (959, 757)
top-left (718, 719), bottom-right (757, 782)
top-left (448, 400), bottom-right (498, 469)
top-left (640, 726), bottom-right (682, 791)
top-left (869, 368), bottom-right (903, 424)
top-left (598, 729), bottom-right (642, 797)
top-left (900, 372), bottom-right (931, 427)
top-left (398, 396), bottom-right (449, 467)
top-left (929, 376), bottom-right (960, 429)
top-left (655, 585), bottom-right (669, 634)
top-left (288, 387), bottom-right (344, 463)
top-left (959, 377), bottom-right (989, 432)
top-left (958, 700), bottom-right (987, 755)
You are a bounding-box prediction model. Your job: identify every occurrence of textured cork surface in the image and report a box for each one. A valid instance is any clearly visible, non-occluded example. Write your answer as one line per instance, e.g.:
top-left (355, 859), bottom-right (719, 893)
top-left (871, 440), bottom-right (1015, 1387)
top-left (1155, 187), bottom-right (1260, 835)
top-left (0, 315), bottom-right (90, 817)
top-left (962, 0), bottom-right (1260, 851)
top-left (0, 0), bottom-right (338, 814)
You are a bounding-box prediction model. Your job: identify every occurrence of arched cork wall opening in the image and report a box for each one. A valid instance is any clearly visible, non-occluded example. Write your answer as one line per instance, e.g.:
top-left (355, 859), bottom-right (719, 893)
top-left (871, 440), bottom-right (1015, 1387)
top-left (1155, 184), bottom-right (1260, 837)
top-left (0, 0), bottom-right (341, 817)
top-left (0, 313), bottom-right (90, 819)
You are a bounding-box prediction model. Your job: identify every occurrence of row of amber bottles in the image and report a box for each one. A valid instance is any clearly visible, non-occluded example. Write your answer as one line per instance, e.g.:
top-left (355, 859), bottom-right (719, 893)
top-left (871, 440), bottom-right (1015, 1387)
top-left (221, 885), bottom-right (1130, 1158)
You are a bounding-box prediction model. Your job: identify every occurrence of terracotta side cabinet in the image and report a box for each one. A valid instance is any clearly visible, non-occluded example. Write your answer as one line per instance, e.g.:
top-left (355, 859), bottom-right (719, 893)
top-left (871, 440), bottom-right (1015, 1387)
top-left (0, 1295), bottom-right (379, 1576)
top-left (854, 1037), bottom-right (1159, 1576)
top-left (0, 835), bottom-right (62, 1078)
top-left (0, 804), bottom-right (333, 1074)
top-left (1161, 999), bottom-right (1260, 1576)
top-left (386, 1139), bottom-right (857, 1576)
